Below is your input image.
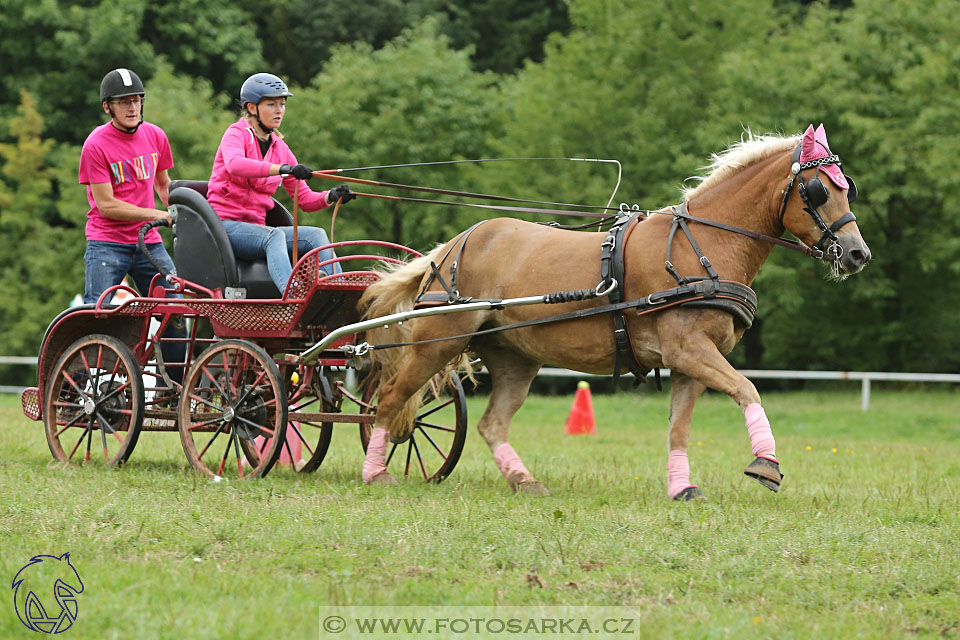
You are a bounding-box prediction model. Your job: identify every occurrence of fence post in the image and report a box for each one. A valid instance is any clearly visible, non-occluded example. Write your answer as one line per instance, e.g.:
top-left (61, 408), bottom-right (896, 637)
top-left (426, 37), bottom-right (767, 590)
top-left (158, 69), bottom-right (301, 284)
top-left (861, 377), bottom-right (871, 412)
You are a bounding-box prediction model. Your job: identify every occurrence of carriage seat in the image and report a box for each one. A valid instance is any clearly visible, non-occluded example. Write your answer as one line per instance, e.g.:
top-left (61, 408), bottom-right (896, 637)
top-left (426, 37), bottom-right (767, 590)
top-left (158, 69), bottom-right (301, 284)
top-left (169, 180), bottom-right (293, 299)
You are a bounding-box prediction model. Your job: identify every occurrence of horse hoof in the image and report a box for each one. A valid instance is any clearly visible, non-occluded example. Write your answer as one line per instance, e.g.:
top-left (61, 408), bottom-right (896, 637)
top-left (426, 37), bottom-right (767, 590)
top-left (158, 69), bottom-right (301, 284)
top-left (513, 480), bottom-right (549, 496)
top-left (368, 472), bottom-right (398, 486)
top-left (743, 457), bottom-right (782, 492)
top-left (672, 486), bottom-right (705, 501)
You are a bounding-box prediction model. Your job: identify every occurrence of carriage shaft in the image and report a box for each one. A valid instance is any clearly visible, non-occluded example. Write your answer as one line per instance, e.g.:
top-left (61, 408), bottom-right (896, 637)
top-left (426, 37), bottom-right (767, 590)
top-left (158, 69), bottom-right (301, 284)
top-left (298, 295), bottom-right (548, 364)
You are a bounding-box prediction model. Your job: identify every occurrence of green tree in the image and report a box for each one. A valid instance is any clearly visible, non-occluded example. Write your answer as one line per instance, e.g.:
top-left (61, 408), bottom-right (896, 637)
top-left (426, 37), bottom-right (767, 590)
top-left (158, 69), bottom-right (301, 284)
top-left (0, 91), bottom-right (84, 369)
top-left (433, 0), bottom-right (570, 74)
top-left (255, 0), bottom-right (569, 86)
top-left (0, 0), bottom-right (156, 143)
top-left (479, 0), bottom-right (782, 214)
top-left (282, 21), bottom-right (503, 249)
top-left (708, 0), bottom-right (960, 373)
top-left (142, 0), bottom-right (266, 99)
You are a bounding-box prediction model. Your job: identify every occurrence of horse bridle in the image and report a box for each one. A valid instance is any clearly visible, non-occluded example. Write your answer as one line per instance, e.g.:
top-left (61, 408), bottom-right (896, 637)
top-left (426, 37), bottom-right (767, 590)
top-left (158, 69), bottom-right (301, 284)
top-left (777, 145), bottom-right (858, 259)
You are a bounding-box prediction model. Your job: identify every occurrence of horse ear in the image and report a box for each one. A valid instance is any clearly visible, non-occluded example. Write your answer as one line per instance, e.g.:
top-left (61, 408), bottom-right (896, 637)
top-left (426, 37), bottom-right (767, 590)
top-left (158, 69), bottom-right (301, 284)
top-left (59, 552), bottom-right (71, 562)
top-left (801, 124), bottom-right (817, 157)
top-left (815, 123), bottom-right (830, 148)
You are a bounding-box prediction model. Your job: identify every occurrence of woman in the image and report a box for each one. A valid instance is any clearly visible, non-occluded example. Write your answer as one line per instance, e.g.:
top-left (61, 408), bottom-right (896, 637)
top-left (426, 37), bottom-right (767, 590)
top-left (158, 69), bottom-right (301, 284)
top-left (207, 72), bottom-right (355, 295)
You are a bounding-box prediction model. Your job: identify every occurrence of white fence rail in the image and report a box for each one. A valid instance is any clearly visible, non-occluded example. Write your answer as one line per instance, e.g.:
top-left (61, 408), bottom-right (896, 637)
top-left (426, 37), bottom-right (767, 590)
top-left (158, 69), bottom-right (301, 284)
top-left (530, 367), bottom-right (960, 412)
top-left (2, 356), bottom-right (957, 411)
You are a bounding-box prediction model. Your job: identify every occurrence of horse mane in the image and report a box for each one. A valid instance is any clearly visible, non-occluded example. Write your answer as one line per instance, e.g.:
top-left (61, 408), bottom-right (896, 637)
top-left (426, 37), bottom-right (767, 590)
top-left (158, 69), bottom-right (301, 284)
top-left (682, 130), bottom-right (800, 201)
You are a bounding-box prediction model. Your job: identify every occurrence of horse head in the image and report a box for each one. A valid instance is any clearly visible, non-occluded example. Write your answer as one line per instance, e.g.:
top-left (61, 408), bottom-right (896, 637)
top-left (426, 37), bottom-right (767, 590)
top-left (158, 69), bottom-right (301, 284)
top-left (779, 123), bottom-right (871, 279)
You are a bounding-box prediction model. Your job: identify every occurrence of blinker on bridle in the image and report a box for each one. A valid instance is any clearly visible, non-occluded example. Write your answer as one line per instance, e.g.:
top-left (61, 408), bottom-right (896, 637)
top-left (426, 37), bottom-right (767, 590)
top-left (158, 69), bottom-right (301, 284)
top-left (777, 145), bottom-right (858, 259)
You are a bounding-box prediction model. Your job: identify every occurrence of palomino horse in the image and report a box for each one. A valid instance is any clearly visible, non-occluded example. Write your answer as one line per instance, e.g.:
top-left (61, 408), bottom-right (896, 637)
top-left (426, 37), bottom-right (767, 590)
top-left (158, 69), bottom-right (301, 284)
top-left (358, 124), bottom-right (870, 499)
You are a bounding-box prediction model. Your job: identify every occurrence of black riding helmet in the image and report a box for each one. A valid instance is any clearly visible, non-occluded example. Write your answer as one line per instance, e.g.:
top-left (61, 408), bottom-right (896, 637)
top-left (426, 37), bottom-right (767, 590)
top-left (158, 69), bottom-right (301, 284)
top-left (100, 68), bottom-right (145, 102)
top-left (100, 68), bottom-right (145, 133)
top-left (240, 73), bottom-right (293, 133)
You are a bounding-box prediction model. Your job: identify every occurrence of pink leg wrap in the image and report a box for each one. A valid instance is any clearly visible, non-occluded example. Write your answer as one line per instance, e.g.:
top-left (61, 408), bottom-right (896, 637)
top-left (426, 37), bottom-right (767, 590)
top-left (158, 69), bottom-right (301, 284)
top-left (493, 443), bottom-right (534, 484)
top-left (362, 427), bottom-right (390, 483)
top-left (667, 449), bottom-right (697, 499)
top-left (745, 403), bottom-right (777, 461)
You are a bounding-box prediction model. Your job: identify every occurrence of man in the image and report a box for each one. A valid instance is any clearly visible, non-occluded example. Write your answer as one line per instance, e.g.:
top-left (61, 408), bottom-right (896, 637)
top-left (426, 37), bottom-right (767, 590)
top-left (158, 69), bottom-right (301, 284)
top-left (78, 68), bottom-right (184, 388)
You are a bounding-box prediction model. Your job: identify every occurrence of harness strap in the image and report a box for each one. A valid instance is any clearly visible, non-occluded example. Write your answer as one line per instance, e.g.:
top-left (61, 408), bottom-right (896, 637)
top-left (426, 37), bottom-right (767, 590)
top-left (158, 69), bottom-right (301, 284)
top-left (415, 220), bottom-right (488, 305)
top-left (605, 212), bottom-right (652, 388)
top-left (370, 280), bottom-right (758, 356)
top-left (669, 204), bottom-right (720, 284)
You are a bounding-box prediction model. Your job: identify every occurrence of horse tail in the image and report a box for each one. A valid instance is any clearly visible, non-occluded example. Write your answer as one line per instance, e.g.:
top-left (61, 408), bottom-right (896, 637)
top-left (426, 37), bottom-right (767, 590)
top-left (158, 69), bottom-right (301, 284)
top-left (358, 245), bottom-right (475, 437)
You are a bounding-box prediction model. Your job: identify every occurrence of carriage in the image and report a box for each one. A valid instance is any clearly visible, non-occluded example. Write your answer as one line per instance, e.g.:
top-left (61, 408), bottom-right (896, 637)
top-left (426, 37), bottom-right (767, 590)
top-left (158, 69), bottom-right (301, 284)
top-left (18, 180), bottom-right (469, 481)
top-left (21, 125), bottom-right (870, 499)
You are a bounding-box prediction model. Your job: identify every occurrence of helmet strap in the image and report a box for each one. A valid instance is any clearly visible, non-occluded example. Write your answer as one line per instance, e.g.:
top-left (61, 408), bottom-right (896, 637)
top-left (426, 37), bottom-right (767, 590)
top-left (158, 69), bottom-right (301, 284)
top-left (253, 104), bottom-right (274, 135)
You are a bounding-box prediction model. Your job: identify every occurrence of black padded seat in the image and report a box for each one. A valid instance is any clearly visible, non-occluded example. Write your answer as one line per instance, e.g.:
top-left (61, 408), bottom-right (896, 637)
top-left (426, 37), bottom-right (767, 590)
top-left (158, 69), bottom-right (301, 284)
top-left (169, 180), bottom-right (294, 299)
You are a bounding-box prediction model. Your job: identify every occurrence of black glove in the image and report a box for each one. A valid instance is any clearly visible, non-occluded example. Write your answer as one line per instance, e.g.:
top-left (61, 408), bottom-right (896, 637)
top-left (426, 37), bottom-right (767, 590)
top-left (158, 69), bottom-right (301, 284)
top-left (279, 163), bottom-right (314, 181)
top-left (326, 184), bottom-right (356, 205)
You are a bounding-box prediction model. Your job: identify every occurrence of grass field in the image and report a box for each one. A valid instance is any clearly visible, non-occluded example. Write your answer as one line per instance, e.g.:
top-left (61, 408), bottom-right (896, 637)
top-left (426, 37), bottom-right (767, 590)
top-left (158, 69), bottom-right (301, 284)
top-left (1, 387), bottom-right (958, 639)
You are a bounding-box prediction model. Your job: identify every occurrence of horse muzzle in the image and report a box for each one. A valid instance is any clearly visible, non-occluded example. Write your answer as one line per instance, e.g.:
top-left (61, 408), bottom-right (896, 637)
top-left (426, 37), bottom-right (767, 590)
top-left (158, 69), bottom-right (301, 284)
top-left (829, 231), bottom-right (871, 275)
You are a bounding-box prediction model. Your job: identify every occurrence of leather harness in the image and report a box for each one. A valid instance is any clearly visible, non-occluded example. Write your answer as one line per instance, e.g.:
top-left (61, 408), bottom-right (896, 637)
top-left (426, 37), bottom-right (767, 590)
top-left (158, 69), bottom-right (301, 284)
top-left (406, 206), bottom-right (759, 388)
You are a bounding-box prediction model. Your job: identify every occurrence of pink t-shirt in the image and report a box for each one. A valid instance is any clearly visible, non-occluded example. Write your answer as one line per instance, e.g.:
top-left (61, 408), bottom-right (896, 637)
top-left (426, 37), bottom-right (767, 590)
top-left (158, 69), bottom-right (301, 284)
top-left (78, 121), bottom-right (173, 244)
top-left (207, 119), bottom-right (330, 224)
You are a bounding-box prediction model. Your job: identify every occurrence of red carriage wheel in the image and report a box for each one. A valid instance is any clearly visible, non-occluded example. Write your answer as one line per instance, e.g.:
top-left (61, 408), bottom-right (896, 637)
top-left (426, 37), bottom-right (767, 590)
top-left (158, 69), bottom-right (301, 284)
top-left (359, 371), bottom-right (468, 483)
top-left (43, 334), bottom-right (145, 467)
top-left (245, 367), bottom-right (334, 474)
top-left (285, 368), bottom-right (334, 473)
top-left (178, 340), bottom-right (287, 479)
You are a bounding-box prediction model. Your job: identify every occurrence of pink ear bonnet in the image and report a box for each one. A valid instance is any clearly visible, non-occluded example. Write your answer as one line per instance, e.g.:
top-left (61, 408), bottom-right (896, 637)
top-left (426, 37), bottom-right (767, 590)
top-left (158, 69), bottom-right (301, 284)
top-left (799, 124), bottom-right (849, 189)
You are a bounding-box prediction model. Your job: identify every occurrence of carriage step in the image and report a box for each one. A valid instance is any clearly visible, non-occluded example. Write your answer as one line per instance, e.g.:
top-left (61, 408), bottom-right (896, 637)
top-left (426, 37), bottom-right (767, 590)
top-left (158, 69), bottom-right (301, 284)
top-left (21, 387), bottom-right (41, 421)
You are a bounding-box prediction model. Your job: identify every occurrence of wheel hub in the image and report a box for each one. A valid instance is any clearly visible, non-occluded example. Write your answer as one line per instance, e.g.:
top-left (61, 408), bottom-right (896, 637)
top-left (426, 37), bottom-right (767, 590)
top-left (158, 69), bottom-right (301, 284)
top-left (232, 385), bottom-right (268, 440)
top-left (83, 398), bottom-right (96, 415)
top-left (97, 381), bottom-right (129, 432)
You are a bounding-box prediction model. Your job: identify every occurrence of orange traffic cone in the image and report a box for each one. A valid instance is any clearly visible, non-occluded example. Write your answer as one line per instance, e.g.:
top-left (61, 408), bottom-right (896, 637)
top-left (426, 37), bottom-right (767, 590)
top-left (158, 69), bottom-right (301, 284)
top-left (565, 381), bottom-right (597, 435)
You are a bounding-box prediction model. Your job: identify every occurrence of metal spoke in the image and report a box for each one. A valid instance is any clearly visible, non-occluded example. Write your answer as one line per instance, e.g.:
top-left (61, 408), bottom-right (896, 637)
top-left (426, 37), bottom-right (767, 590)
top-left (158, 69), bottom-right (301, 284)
top-left (411, 436), bottom-right (428, 480)
top-left (201, 364), bottom-right (230, 400)
top-left (233, 414), bottom-right (275, 437)
top-left (54, 408), bottom-right (86, 437)
top-left (233, 429), bottom-right (245, 477)
top-left (415, 425), bottom-right (449, 459)
top-left (233, 368), bottom-right (269, 407)
top-left (62, 370), bottom-right (90, 403)
top-left (97, 380), bottom-right (132, 406)
top-left (287, 422), bottom-right (316, 456)
top-left (67, 423), bottom-right (90, 460)
top-left (187, 415), bottom-right (229, 431)
top-left (216, 431), bottom-right (233, 476)
top-left (187, 391), bottom-right (228, 414)
top-left (417, 396), bottom-right (455, 421)
top-left (198, 421), bottom-right (227, 459)
top-left (94, 411), bottom-right (115, 435)
top-left (414, 420), bottom-right (456, 433)
top-left (85, 419), bottom-right (93, 463)
top-left (91, 346), bottom-right (104, 398)
top-left (100, 417), bottom-right (109, 460)
top-left (404, 439), bottom-right (413, 477)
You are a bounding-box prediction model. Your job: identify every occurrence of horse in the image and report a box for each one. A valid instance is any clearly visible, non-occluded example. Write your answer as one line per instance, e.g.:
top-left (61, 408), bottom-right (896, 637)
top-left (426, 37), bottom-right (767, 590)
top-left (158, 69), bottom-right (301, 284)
top-left (357, 124), bottom-right (871, 500)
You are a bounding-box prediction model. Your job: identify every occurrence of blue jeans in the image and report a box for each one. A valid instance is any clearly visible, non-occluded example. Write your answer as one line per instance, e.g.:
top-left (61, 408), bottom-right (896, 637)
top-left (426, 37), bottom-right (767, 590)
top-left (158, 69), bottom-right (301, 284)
top-left (221, 221), bottom-right (340, 294)
top-left (83, 240), bottom-right (186, 385)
